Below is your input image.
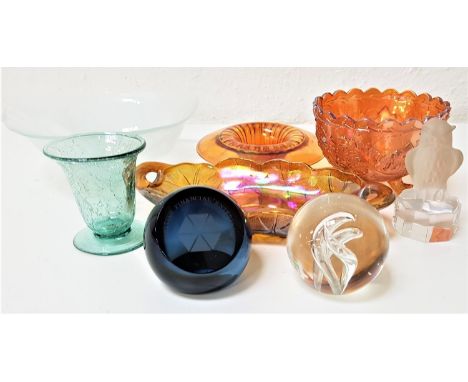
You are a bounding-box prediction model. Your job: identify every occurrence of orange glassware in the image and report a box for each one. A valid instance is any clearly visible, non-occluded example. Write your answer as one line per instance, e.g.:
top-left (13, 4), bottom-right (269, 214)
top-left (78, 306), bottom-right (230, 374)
top-left (313, 89), bottom-right (451, 193)
top-left (197, 122), bottom-right (324, 165)
top-left (136, 158), bottom-right (394, 242)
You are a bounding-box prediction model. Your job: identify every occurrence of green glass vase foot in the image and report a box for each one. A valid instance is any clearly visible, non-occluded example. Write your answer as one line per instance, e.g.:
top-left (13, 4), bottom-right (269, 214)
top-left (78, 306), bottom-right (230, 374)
top-left (73, 221), bottom-right (145, 256)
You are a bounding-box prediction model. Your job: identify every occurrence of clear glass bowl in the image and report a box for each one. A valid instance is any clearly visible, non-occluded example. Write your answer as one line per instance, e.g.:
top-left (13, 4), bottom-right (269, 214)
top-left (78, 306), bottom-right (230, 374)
top-left (313, 89), bottom-right (451, 193)
top-left (2, 91), bottom-right (197, 157)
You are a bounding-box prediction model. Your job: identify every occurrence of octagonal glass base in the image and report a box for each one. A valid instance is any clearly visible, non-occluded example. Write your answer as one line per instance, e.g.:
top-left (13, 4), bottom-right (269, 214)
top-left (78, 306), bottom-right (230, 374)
top-left (393, 189), bottom-right (461, 242)
top-left (73, 221), bottom-right (144, 255)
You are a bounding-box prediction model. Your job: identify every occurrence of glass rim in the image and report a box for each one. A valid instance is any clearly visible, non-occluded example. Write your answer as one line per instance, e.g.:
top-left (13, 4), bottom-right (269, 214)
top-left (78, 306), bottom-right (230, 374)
top-left (313, 88), bottom-right (451, 133)
top-left (43, 132), bottom-right (146, 162)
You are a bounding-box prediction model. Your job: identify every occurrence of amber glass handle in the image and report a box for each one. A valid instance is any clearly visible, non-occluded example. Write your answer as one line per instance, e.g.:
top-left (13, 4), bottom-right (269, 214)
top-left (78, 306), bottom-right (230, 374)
top-left (357, 182), bottom-right (395, 210)
top-left (135, 162), bottom-right (171, 190)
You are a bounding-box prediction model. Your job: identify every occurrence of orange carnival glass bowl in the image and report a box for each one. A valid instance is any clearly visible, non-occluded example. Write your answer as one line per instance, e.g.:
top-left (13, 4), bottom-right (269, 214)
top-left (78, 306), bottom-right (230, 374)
top-left (313, 89), bottom-right (451, 193)
top-left (197, 122), bottom-right (324, 165)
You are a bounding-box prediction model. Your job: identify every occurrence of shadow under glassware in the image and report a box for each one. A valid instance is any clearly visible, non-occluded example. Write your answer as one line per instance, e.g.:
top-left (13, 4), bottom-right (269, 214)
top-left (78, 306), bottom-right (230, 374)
top-left (43, 133), bottom-right (146, 255)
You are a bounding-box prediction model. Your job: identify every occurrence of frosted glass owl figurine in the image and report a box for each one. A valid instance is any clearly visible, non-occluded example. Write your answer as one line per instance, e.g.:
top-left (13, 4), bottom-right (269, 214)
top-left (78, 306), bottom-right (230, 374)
top-left (394, 119), bottom-right (463, 242)
top-left (406, 118), bottom-right (463, 200)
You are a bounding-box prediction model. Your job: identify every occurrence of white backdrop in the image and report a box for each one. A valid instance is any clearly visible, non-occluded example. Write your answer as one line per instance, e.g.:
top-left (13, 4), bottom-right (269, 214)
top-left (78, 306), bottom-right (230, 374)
top-left (3, 67), bottom-right (467, 124)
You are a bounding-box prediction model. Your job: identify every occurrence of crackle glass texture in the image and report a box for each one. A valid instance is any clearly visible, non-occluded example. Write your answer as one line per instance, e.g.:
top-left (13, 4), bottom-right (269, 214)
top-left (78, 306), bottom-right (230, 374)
top-left (61, 156), bottom-right (137, 237)
top-left (44, 133), bottom-right (145, 239)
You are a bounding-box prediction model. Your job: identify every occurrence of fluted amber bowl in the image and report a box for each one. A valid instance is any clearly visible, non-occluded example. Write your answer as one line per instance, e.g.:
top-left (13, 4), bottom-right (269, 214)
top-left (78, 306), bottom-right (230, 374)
top-left (313, 89), bottom-right (450, 190)
top-left (197, 122), bottom-right (324, 164)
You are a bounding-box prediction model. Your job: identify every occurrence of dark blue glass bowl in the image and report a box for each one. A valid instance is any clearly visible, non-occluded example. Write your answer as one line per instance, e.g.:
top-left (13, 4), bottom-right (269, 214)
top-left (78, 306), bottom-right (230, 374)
top-left (144, 186), bottom-right (251, 294)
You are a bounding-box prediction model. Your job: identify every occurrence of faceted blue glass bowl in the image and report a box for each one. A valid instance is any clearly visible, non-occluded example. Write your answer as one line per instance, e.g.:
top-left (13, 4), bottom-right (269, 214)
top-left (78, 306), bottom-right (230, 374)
top-left (144, 186), bottom-right (251, 294)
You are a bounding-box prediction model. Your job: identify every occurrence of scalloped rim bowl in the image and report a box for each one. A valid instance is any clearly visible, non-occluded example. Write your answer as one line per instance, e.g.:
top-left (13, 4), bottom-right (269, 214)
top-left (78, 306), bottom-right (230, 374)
top-left (312, 88), bottom-right (451, 185)
top-left (313, 88), bottom-right (450, 132)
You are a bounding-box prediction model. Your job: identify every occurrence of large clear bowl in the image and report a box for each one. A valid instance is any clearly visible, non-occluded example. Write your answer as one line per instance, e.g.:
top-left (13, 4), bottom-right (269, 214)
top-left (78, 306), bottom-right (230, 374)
top-left (2, 90), bottom-right (197, 159)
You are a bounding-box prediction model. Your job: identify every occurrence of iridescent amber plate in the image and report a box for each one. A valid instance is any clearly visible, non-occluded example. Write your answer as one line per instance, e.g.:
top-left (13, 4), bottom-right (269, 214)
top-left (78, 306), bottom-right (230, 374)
top-left (197, 122), bottom-right (324, 165)
top-left (313, 88), bottom-right (451, 194)
top-left (136, 158), bottom-right (394, 243)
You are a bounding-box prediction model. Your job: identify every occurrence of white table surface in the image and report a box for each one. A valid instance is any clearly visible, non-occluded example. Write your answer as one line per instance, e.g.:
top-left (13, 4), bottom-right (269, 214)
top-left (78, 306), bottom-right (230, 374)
top-left (2, 124), bottom-right (467, 313)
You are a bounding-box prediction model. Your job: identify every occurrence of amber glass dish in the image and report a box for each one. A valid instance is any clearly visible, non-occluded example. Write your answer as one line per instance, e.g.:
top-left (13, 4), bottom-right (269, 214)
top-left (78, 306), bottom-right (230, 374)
top-left (136, 158), bottom-right (394, 242)
top-left (197, 122), bottom-right (324, 165)
top-left (313, 89), bottom-right (450, 193)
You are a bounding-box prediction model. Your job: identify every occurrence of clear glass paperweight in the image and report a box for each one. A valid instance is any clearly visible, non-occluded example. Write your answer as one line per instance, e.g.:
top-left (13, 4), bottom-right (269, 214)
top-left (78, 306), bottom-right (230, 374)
top-left (393, 119), bottom-right (463, 242)
top-left (43, 133), bottom-right (146, 255)
top-left (287, 193), bottom-right (389, 295)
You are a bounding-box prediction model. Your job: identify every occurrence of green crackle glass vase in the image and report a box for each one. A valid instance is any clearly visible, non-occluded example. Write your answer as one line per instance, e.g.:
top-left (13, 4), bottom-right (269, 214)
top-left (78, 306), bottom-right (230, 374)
top-left (43, 133), bottom-right (146, 255)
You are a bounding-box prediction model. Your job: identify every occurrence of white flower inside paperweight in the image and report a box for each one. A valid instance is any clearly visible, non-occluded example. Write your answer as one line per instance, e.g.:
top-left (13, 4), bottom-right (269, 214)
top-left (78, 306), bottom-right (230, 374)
top-left (393, 118), bottom-right (463, 242)
top-left (287, 193), bottom-right (389, 295)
